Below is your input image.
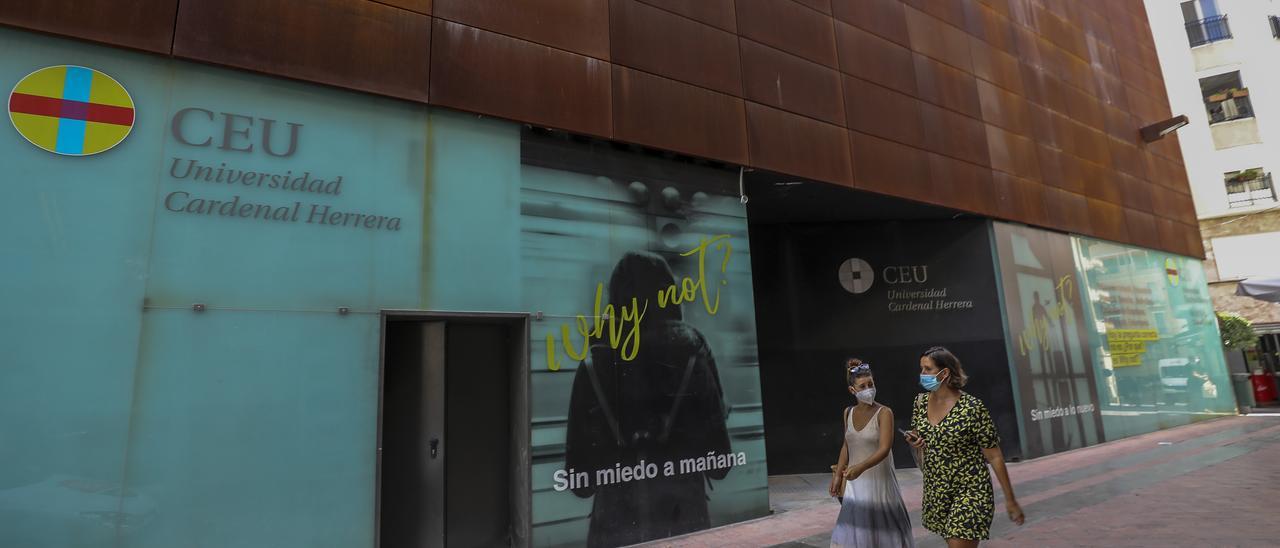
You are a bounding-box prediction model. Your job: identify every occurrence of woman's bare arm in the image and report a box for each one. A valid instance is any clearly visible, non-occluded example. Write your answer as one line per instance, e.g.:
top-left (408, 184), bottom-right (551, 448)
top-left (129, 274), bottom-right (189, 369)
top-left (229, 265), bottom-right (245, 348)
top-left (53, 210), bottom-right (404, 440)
top-left (982, 445), bottom-right (1025, 525)
top-left (847, 407), bottom-right (895, 479)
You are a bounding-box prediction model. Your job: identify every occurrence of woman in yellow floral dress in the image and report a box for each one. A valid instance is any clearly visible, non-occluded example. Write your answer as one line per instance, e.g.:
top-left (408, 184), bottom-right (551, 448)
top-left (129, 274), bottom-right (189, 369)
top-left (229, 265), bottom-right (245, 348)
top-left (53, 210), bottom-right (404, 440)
top-left (906, 347), bottom-right (1024, 547)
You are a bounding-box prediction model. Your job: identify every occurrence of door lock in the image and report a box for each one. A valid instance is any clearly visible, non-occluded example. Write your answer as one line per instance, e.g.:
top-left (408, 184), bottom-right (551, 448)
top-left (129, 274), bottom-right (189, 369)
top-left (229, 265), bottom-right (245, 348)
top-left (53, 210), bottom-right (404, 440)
top-left (429, 438), bottom-right (439, 459)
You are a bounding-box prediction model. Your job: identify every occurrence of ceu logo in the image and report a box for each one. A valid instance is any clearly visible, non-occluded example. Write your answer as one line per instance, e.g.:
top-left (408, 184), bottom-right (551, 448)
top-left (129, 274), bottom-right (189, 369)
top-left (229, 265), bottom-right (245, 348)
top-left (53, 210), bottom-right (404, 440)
top-left (8, 65), bottom-right (135, 156)
top-left (1165, 258), bottom-right (1180, 286)
top-left (838, 258), bottom-right (875, 295)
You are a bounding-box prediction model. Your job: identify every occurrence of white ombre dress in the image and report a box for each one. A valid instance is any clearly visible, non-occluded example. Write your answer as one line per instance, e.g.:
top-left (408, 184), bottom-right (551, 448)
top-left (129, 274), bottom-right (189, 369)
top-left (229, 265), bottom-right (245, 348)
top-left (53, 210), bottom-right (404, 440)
top-left (831, 405), bottom-right (915, 548)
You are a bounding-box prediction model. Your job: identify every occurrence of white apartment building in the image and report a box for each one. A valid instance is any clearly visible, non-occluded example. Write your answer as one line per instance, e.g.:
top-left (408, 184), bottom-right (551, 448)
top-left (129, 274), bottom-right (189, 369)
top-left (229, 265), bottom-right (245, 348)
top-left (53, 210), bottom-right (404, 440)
top-left (1147, 0), bottom-right (1280, 370)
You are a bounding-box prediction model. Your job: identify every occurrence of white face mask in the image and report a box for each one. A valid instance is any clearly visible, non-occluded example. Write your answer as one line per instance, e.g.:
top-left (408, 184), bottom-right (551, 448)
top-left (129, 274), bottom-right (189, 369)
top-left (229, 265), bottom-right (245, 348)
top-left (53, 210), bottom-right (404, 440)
top-left (855, 388), bottom-right (876, 404)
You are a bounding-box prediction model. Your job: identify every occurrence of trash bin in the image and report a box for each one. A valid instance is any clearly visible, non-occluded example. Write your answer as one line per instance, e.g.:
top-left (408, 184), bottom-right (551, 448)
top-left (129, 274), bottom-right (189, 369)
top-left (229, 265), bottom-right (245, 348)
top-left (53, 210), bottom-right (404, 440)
top-left (1250, 369), bottom-right (1278, 405)
top-left (1232, 372), bottom-right (1257, 409)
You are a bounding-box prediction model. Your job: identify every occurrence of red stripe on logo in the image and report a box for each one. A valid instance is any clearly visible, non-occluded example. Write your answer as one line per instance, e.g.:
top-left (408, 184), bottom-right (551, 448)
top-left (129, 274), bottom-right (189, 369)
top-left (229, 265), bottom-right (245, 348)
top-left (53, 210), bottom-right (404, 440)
top-left (9, 92), bottom-right (62, 118)
top-left (86, 102), bottom-right (135, 126)
top-left (9, 92), bottom-right (134, 126)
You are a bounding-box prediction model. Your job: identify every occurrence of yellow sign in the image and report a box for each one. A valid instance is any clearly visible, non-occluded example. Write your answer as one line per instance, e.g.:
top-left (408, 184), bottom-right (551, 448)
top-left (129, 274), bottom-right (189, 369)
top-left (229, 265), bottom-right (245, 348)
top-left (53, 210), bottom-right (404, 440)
top-left (1110, 341), bottom-right (1146, 354)
top-left (1112, 353), bottom-right (1144, 367)
top-left (1105, 329), bottom-right (1158, 367)
top-left (1106, 329), bottom-right (1159, 342)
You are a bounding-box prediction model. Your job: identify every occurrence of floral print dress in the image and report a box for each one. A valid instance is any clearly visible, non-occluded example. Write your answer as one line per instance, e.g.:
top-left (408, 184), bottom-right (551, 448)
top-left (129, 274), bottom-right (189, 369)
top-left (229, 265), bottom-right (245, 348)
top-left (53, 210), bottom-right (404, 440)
top-left (910, 392), bottom-right (1000, 541)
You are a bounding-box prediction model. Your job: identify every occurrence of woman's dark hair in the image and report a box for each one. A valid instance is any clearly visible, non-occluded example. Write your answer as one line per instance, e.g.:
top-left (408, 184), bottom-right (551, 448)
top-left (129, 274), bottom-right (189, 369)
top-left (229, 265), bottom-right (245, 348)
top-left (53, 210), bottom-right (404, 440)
top-left (921, 346), bottom-right (968, 388)
top-left (608, 251), bottom-right (681, 325)
top-left (846, 358), bottom-right (872, 386)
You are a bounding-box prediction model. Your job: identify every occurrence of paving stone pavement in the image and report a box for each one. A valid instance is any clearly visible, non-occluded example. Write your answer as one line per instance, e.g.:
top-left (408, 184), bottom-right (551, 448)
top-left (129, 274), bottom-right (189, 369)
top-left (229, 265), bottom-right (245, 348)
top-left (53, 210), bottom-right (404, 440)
top-left (631, 415), bottom-right (1280, 548)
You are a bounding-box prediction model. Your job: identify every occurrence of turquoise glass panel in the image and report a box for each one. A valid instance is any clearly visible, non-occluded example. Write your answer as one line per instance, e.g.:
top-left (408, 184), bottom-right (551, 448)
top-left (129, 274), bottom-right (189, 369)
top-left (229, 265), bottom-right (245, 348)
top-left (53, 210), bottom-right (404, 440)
top-left (1072, 236), bottom-right (1237, 440)
top-left (147, 66), bottom-right (427, 311)
top-left (119, 310), bottom-right (379, 548)
top-left (0, 29), bottom-right (167, 548)
top-left (419, 110), bottom-right (522, 311)
top-left (1, 27), bottom-right (427, 548)
top-left (992, 222), bottom-right (1106, 458)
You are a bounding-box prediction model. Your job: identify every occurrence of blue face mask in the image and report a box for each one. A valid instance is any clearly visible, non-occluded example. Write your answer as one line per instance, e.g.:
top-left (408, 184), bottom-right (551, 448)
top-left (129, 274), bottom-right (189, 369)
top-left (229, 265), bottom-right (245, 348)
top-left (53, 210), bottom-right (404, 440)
top-left (920, 373), bottom-right (943, 392)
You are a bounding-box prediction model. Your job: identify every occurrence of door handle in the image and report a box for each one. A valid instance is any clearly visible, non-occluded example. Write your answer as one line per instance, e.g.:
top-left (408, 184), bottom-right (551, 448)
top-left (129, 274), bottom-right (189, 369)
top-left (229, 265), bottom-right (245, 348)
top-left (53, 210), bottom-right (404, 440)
top-left (430, 438), bottom-right (439, 459)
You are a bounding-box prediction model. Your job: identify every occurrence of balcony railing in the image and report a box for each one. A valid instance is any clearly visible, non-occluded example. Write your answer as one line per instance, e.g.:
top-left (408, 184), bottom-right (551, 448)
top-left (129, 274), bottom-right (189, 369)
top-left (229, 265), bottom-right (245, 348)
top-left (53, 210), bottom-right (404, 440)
top-left (1186, 15), bottom-right (1233, 47)
top-left (1205, 90), bottom-right (1254, 124)
top-left (1226, 174), bottom-right (1277, 208)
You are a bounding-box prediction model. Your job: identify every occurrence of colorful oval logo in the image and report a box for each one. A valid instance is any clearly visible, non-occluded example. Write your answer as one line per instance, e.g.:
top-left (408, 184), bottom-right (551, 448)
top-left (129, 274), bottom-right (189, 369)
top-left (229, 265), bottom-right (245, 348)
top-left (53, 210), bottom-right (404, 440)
top-left (1165, 257), bottom-right (1180, 287)
top-left (8, 65), bottom-right (134, 156)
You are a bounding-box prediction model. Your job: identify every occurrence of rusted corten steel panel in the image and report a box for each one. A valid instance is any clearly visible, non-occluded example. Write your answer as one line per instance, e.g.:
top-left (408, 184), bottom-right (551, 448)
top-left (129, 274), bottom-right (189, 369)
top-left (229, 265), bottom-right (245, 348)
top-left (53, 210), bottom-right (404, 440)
top-left (977, 80), bottom-right (1032, 137)
top-left (1044, 186), bottom-right (1093, 236)
top-left (834, 21), bottom-right (918, 95)
top-left (971, 37), bottom-right (1024, 95)
top-left (173, 0), bottom-right (431, 102)
top-left (745, 102), bottom-right (853, 187)
top-left (1184, 225), bottom-right (1205, 257)
top-left (850, 130), bottom-right (931, 200)
top-left (833, 0), bottom-right (910, 47)
top-left (430, 19), bottom-right (612, 138)
top-left (433, 0), bottom-right (608, 59)
top-left (913, 53), bottom-right (983, 119)
top-left (904, 4), bottom-right (974, 72)
top-left (609, 0), bottom-right (742, 96)
top-left (794, 0), bottom-right (833, 16)
top-left (0, 0), bottom-right (178, 54)
top-left (933, 151), bottom-right (998, 216)
top-left (1156, 217), bottom-right (1188, 257)
top-left (1088, 198), bottom-right (1130, 245)
top-left (736, 0), bottom-right (839, 68)
top-left (905, 0), bottom-right (966, 29)
top-left (1119, 175), bottom-right (1155, 214)
top-left (6, 0), bottom-right (1203, 256)
top-left (994, 171), bottom-right (1050, 226)
top-left (843, 75), bottom-right (925, 149)
top-left (372, 0), bottom-right (431, 16)
top-left (612, 66), bottom-right (749, 165)
top-left (919, 101), bottom-right (990, 167)
top-left (1125, 209), bottom-right (1161, 250)
top-left (636, 0), bottom-right (737, 32)
top-left (739, 38), bottom-right (846, 126)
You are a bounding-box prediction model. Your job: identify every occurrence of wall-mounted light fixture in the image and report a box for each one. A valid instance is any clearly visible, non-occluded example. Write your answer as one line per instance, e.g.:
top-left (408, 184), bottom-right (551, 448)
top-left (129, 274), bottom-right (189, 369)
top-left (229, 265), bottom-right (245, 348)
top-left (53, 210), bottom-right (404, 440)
top-left (1140, 115), bottom-right (1190, 142)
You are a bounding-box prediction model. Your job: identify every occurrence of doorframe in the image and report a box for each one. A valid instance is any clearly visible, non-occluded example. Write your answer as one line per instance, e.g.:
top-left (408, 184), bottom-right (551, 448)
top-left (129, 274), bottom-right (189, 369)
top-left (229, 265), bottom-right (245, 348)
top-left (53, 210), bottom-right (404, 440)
top-left (375, 310), bottom-right (533, 548)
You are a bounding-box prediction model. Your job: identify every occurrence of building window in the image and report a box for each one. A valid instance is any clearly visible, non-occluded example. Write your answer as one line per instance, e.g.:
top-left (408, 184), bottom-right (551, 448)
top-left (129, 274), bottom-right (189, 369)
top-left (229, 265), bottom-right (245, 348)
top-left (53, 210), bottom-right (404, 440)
top-left (1183, 0), bottom-right (1232, 46)
top-left (1200, 71), bottom-right (1253, 124)
top-left (1224, 168), bottom-right (1277, 208)
top-left (1270, 15), bottom-right (1280, 38)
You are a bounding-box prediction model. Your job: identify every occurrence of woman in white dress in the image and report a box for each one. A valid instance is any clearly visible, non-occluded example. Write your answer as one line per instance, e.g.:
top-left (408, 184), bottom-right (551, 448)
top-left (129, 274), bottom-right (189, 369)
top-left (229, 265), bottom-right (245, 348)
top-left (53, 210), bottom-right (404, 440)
top-left (829, 359), bottom-right (915, 548)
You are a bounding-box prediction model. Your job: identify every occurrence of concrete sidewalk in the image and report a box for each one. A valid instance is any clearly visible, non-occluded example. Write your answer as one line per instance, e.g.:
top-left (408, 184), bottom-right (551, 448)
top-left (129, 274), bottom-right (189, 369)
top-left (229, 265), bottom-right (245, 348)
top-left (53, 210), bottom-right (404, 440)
top-left (633, 415), bottom-right (1280, 547)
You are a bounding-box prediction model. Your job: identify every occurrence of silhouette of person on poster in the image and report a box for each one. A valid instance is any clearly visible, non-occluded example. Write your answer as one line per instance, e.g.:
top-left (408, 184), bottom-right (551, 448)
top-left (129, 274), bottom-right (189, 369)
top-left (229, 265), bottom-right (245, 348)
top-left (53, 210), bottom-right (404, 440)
top-left (564, 251), bottom-right (733, 547)
top-left (1031, 291), bottom-right (1055, 370)
top-left (1032, 291), bottom-right (1071, 449)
